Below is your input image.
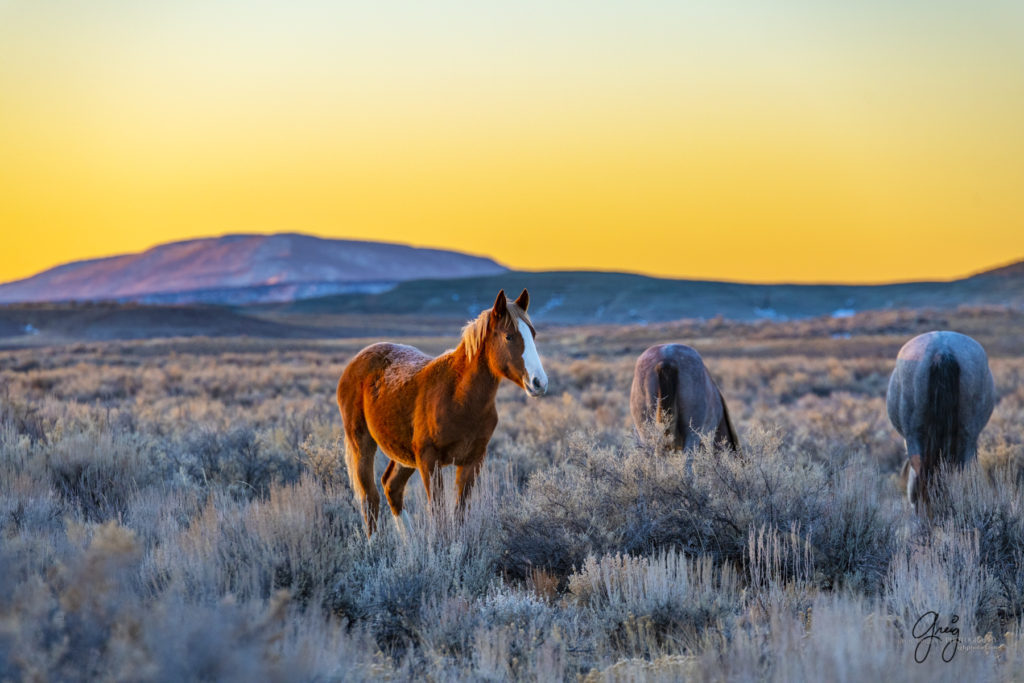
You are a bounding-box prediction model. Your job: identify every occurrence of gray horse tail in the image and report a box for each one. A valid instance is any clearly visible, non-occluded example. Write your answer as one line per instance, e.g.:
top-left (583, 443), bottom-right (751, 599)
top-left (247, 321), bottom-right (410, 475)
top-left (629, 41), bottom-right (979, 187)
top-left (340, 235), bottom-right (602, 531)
top-left (922, 351), bottom-right (961, 473)
top-left (717, 390), bottom-right (740, 452)
top-left (655, 360), bottom-right (678, 434)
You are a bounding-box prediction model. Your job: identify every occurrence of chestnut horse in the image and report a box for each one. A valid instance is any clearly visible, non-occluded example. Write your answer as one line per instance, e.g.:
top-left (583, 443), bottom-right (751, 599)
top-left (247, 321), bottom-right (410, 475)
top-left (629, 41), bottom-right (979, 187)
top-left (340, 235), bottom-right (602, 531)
top-left (630, 343), bottom-right (738, 455)
top-left (337, 289), bottom-right (547, 536)
top-left (888, 331), bottom-right (995, 511)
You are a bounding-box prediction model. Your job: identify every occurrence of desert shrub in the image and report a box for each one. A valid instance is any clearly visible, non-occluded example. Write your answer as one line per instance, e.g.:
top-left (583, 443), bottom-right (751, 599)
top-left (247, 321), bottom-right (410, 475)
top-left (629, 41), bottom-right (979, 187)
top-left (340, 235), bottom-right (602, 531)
top-left (924, 464), bottom-right (1024, 628)
top-left (886, 526), bottom-right (1002, 644)
top-left (686, 593), bottom-right (1009, 682)
top-left (174, 426), bottom-right (302, 499)
top-left (0, 484), bottom-right (63, 541)
top-left (45, 430), bottom-right (165, 522)
top-left (297, 434), bottom-right (345, 486)
top-left (0, 393), bottom-right (49, 443)
top-left (413, 580), bottom-right (623, 680)
top-left (501, 428), bottom-right (901, 594)
top-left (568, 551), bottom-right (740, 656)
top-left (746, 522), bottom-right (814, 592)
top-left (327, 467), bottom-right (512, 656)
top-left (489, 391), bottom-right (624, 484)
top-left (0, 521), bottom-right (321, 682)
top-left (150, 475), bottom-right (363, 607)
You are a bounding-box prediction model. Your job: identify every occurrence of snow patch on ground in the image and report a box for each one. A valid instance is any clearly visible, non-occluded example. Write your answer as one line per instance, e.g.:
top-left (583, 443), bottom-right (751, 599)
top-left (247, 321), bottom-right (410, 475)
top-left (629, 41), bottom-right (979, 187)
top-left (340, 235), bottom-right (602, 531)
top-left (537, 295), bottom-right (564, 316)
top-left (754, 307), bottom-right (787, 321)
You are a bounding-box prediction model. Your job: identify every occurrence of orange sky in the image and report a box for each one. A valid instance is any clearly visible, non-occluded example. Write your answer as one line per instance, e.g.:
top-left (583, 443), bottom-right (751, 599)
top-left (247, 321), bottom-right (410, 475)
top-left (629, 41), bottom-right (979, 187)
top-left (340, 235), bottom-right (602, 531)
top-left (1, 1), bottom-right (1023, 284)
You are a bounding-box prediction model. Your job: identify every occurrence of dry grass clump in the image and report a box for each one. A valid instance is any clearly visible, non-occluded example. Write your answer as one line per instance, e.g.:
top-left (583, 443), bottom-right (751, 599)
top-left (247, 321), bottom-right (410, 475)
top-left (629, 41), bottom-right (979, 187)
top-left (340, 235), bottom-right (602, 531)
top-left (567, 551), bottom-right (740, 656)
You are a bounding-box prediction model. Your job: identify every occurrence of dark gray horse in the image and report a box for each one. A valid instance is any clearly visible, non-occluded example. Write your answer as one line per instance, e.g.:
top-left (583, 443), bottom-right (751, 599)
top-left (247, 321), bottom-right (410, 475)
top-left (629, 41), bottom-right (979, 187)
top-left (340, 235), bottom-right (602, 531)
top-left (630, 343), bottom-right (738, 454)
top-left (887, 331), bottom-right (995, 509)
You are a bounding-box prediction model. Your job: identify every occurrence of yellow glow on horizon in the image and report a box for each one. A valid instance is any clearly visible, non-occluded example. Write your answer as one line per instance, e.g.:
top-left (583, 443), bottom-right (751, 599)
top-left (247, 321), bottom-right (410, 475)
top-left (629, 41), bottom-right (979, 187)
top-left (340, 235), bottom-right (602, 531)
top-left (2, 1), bottom-right (1023, 285)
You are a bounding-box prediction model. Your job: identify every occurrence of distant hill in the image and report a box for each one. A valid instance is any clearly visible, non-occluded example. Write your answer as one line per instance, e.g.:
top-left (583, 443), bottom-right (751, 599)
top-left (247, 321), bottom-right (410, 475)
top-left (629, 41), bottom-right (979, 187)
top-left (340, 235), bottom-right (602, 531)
top-left (0, 234), bottom-right (507, 304)
top-left (0, 302), bottom-right (325, 344)
top-left (972, 260), bottom-right (1024, 280)
top-left (279, 263), bottom-right (1024, 324)
top-left (0, 238), bottom-right (1021, 342)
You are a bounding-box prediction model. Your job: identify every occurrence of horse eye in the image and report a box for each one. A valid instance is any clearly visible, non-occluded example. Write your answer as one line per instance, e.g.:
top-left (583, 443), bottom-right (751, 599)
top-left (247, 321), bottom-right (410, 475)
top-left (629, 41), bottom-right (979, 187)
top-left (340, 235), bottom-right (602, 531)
top-left (505, 334), bottom-right (513, 341)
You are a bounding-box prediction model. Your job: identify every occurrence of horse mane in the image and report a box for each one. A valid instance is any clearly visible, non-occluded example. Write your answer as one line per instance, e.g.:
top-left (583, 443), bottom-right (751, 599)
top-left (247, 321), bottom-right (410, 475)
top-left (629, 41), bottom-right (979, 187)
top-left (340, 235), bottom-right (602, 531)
top-left (459, 303), bottom-right (534, 360)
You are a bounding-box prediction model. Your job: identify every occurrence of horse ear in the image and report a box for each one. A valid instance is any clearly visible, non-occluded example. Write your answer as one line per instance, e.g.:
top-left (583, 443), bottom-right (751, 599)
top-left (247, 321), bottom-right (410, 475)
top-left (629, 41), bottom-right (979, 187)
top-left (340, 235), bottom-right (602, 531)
top-left (491, 290), bottom-right (507, 321)
top-left (514, 289), bottom-right (529, 312)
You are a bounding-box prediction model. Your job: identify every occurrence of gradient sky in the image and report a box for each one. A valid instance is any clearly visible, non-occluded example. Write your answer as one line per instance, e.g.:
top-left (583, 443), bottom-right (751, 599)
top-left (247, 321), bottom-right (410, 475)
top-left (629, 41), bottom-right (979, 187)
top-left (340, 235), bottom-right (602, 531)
top-left (2, 1), bottom-right (1023, 284)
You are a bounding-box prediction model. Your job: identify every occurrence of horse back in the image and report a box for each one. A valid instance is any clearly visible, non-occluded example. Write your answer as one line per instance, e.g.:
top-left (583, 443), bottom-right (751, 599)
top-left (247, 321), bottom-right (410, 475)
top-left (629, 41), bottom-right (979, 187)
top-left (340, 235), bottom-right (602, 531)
top-left (631, 344), bottom-right (726, 449)
top-left (631, 345), bottom-right (684, 437)
top-left (338, 343), bottom-right (432, 427)
top-left (888, 331), bottom-right (995, 465)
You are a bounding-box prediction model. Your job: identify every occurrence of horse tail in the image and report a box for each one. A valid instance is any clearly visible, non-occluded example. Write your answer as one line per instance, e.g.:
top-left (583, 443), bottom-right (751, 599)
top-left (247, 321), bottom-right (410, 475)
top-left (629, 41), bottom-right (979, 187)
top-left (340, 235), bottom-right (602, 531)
top-left (343, 435), bottom-right (360, 496)
top-left (718, 389), bottom-right (740, 452)
top-left (336, 374), bottom-right (345, 418)
top-left (922, 351), bottom-right (961, 474)
top-left (337, 377), bottom-right (356, 494)
top-left (655, 360), bottom-right (678, 435)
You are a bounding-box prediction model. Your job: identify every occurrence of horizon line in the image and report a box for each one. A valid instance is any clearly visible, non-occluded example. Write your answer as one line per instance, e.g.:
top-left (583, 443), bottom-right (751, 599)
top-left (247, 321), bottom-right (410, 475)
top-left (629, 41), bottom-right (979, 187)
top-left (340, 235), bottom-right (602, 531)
top-left (1, 230), bottom-right (1020, 290)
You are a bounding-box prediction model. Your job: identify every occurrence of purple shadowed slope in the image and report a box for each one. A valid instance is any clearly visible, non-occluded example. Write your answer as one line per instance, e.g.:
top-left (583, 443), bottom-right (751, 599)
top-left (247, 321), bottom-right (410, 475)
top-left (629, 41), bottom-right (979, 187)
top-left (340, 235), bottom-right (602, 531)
top-left (0, 234), bottom-right (507, 304)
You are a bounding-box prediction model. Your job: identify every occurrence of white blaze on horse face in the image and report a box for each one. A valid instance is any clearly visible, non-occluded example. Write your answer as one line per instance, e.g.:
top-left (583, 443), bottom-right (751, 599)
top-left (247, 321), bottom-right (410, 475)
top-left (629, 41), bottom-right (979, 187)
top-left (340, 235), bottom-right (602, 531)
top-left (518, 319), bottom-right (547, 396)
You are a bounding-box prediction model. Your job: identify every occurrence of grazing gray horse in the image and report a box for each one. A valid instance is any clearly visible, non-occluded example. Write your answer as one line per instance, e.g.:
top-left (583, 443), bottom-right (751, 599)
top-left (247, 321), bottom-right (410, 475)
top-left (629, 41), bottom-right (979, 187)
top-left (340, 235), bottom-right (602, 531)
top-left (887, 331), bottom-right (995, 509)
top-left (630, 344), bottom-right (738, 453)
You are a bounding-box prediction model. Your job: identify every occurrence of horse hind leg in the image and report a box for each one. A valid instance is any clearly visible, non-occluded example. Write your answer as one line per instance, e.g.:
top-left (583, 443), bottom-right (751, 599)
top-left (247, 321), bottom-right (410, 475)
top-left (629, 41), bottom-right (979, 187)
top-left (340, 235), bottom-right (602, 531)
top-left (681, 426), bottom-right (701, 477)
top-left (344, 428), bottom-right (381, 537)
top-left (382, 460), bottom-right (417, 516)
top-left (382, 460), bottom-right (417, 538)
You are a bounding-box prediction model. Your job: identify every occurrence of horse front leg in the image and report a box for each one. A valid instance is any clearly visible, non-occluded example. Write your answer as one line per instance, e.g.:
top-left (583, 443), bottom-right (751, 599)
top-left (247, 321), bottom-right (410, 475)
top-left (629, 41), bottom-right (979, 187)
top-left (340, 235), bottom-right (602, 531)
top-left (455, 457), bottom-right (484, 517)
top-left (416, 446), bottom-right (445, 513)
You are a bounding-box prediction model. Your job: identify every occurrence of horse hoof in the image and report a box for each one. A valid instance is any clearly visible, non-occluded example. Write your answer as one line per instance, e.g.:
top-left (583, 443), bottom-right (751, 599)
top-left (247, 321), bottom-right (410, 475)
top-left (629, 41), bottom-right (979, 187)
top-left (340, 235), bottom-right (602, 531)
top-left (394, 511), bottom-right (412, 542)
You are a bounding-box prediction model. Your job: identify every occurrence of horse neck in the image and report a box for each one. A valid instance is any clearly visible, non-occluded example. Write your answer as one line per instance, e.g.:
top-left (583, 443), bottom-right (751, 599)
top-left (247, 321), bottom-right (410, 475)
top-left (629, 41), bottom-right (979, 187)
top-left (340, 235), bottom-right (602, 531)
top-left (449, 341), bottom-right (501, 404)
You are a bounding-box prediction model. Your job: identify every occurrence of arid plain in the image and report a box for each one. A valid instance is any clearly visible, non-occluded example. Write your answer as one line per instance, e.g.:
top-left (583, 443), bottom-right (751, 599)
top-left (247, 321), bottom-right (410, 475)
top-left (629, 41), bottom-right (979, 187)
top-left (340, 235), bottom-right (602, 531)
top-left (2, 305), bottom-right (1024, 680)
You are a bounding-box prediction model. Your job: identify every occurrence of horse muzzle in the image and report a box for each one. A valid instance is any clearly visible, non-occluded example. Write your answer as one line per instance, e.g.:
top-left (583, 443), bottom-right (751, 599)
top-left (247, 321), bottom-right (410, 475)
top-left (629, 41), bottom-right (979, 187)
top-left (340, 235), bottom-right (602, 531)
top-left (525, 375), bottom-right (548, 397)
